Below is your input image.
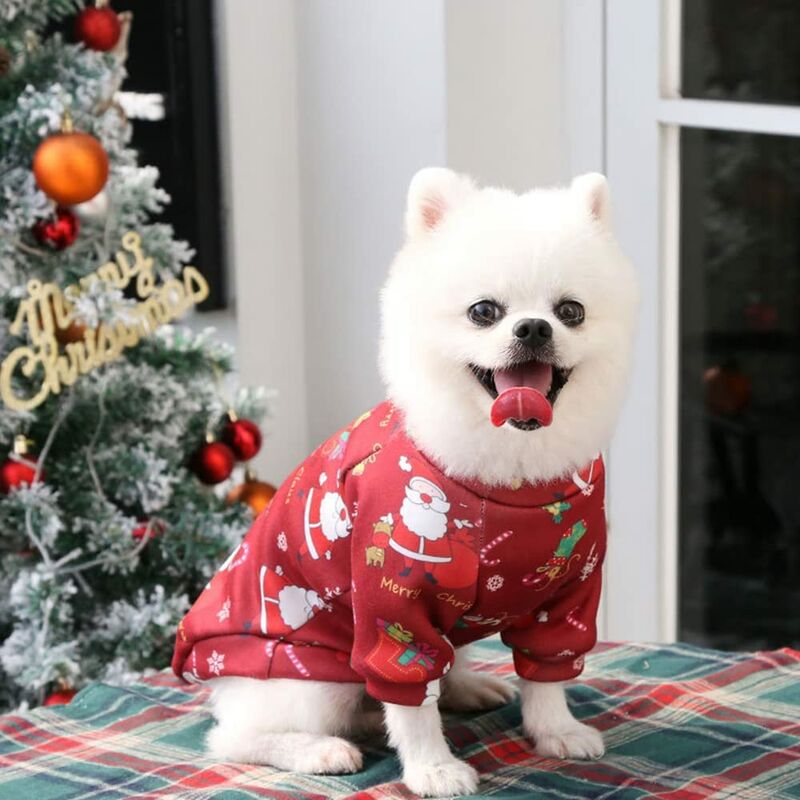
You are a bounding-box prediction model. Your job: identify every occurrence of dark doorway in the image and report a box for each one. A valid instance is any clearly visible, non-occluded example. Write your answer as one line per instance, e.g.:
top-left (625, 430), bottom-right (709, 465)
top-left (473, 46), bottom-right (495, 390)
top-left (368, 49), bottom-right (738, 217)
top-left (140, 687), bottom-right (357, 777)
top-left (111, 0), bottom-right (227, 310)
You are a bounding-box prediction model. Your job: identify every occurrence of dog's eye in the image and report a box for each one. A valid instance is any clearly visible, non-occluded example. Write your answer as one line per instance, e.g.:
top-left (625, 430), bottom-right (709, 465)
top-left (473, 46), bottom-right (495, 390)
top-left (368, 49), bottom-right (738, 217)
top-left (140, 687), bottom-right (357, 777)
top-left (555, 300), bottom-right (585, 327)
top-left (468, 300), bottom-right (505, 327)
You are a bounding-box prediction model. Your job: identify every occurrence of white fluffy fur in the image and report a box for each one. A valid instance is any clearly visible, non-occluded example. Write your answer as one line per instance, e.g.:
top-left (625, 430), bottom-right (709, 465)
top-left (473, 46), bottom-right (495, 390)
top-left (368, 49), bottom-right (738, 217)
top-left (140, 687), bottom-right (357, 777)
top-left (207, 169), bottom-right (638, 797)
top-left (381, 168), bottom-right (638, 486)
top-left (521, 680), bottom-right (605, 760)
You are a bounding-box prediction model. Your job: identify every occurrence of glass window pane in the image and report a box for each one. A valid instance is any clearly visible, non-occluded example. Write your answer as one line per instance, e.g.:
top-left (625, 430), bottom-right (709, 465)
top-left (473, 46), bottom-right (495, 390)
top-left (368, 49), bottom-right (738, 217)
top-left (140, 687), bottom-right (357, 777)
top-left (678, 128), bottom-right (800, 650)
top-left (682, 1), bottom-right (800, 105)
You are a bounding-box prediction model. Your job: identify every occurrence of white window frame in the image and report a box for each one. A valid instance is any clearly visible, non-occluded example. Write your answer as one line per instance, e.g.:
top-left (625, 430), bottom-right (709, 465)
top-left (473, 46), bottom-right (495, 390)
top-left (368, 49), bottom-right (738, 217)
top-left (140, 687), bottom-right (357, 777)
top-left (594, 0), bottom-right (800, 642)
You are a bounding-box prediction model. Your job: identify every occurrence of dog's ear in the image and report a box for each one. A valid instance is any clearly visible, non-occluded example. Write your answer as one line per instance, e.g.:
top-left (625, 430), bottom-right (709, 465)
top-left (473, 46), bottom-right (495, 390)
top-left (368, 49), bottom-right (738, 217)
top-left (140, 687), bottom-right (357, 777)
top-left (571, 172), bottom-right (612, 229)
top-left (405, 168), bottom-right (475, 239)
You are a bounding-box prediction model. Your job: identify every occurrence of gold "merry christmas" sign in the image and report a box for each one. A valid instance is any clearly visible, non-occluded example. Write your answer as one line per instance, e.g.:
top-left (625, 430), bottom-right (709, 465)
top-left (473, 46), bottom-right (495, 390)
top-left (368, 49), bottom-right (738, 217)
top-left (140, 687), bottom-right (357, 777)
top-left (1, 231), bottom-right (209, 411)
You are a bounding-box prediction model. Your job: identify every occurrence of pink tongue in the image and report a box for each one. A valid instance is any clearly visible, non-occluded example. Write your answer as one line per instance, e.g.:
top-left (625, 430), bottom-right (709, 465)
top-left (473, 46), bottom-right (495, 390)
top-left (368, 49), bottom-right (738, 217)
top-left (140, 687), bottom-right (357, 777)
top-left (490, 362), bottom-right (554, 427)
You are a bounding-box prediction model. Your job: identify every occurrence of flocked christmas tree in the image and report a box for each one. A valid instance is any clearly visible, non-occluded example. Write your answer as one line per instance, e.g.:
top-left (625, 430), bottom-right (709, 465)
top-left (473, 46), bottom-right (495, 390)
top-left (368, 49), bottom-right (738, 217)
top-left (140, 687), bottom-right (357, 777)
top-left (0, 0), bottom-right (273, 710)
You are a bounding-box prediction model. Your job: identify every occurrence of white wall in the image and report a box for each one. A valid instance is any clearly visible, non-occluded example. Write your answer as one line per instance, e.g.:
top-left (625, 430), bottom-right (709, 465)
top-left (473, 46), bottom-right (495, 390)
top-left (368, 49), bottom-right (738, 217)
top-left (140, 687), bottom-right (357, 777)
top-left (295, 1), bottom-right (447, 447)
top-left (446, 0), bottom-right (567, 190)
top-left (215, 0), bottom-right (307, 483)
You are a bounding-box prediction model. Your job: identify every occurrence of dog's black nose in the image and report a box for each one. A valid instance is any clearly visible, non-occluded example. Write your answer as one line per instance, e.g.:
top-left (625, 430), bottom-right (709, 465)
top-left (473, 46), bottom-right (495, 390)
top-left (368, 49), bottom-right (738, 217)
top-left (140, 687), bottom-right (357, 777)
top-left (513, 318), bottom-right (552, 349)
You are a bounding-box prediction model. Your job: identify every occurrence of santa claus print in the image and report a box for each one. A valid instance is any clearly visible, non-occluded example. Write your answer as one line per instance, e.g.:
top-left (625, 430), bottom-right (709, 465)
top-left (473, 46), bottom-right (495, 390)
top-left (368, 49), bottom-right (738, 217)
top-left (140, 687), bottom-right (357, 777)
top-left (368, 474), bottom-right (478, 588)
top-left (393, 476), bottom-right (450, 582)
top-left (299, 472), bottom-right (352, 560)
top-left (259, 565), bottom-right (328, 636)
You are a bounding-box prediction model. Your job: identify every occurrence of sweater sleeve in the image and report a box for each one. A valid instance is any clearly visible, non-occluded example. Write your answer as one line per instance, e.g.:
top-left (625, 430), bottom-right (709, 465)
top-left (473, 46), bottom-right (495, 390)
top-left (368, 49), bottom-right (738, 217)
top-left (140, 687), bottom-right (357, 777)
top-left (501, 553), bottom-right (604, 683)
top-left (348, 509), bottom-right (456, 707)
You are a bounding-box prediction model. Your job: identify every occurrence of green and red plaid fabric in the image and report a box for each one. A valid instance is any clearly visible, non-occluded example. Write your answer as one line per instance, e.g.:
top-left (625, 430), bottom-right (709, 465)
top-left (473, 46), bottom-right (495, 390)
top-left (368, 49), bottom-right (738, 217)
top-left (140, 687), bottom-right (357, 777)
top-left (1, 640), bottom-right (799, 799)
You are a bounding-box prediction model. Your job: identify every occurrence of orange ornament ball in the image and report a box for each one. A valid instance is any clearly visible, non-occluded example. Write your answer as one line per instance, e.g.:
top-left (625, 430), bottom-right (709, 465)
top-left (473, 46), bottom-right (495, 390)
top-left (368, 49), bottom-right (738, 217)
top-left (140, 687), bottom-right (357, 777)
top-left (33, 130), bottom-right (109, 205)
top-left (56, 318), bottom-right (89, 345)
top-left (226, 479), bottom-right (276, 516)
top-left (36, 298), bottom-right (90, 346)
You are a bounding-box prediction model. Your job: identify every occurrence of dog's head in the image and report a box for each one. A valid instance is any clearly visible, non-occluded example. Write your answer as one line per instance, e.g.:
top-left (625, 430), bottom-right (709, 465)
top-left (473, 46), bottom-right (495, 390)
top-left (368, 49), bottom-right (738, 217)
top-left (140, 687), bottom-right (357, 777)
top-left (380, 168), bottom-right (638, 486)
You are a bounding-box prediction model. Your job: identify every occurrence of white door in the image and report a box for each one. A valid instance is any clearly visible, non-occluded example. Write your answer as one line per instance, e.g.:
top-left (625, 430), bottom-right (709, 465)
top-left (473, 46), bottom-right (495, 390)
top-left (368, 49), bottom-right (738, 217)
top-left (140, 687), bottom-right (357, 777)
top-left (604, 0), bottom-right (800, 646)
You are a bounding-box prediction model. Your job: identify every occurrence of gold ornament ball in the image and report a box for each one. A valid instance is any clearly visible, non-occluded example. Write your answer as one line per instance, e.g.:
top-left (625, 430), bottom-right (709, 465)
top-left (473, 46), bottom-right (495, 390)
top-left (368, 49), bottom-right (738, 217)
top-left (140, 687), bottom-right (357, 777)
top-left (33, 130), bottom-right (109, 205)
top-left (226, 479), bottom-right (276, 516)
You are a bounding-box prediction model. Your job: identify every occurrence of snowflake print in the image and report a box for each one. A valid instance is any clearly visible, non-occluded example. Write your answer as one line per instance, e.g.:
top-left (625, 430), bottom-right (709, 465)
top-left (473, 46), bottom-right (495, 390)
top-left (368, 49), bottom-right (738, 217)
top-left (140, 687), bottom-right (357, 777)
top-left (207, 650), bottom-right (225, 676)
top-left (556, 649), bottom-right (576, 657)
top-left (537, 610), bottom-right (549, 623)
top-left (486, 574), bottom-right (504, 592)
top-left (216, 597), bottom-right (231, 622)
top-left (277, 531), bottom-right (288, 552)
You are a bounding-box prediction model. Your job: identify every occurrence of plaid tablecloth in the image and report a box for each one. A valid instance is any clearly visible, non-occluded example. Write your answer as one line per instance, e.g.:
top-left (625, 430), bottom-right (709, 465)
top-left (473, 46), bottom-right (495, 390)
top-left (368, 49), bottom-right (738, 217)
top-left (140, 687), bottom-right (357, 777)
top-left (1, 639), bottom-right (799, 799)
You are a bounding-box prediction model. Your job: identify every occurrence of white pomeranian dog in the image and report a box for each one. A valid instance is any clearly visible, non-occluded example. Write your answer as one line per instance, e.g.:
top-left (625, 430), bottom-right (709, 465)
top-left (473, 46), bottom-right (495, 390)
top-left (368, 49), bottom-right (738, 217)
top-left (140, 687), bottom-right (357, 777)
top-left (175, 168), bottom-right (638, 798)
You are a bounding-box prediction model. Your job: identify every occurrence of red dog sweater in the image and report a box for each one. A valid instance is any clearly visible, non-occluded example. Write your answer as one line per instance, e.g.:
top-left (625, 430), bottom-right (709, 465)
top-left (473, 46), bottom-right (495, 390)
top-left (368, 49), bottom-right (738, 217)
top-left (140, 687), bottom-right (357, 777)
top-left (172, 401), bottom-right (606, 707)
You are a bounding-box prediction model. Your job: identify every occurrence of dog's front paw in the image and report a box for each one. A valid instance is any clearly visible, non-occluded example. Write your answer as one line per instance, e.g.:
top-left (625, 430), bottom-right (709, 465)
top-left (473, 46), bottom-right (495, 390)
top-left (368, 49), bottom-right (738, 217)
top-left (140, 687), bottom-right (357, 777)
top-left (403, 758), bottom-right (478, 797)
top-left (527, 721), bottom-right (604, 760)
top-left (440, 671), bottom-right (517, 711)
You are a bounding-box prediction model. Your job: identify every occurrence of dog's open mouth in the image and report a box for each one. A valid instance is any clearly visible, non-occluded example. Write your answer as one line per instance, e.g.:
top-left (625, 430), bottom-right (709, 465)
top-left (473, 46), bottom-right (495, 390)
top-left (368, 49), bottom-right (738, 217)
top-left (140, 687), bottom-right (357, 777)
top-left (470, 360), bottom-right (570, 430)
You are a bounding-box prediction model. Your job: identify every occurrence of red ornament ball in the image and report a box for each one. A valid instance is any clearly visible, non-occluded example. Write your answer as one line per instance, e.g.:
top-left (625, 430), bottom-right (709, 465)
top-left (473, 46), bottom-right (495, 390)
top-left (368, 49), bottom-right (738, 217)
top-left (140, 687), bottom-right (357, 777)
top-left (223, 418), bottom-right (262, 461)
top-left (0, 456), bottom-right (39, 494)
top-left (33, 207), bottom-right (80, 250)
top-left (192, 441), bottom-right (235, 485)
top-left (74, 4), bottom-right (121, 51)
top-left (43, 688), bottom-right (77, 706)
top-left (704, 365), bottom-right (751, 417)
top-left (132, 519), bottom-right (166, 541)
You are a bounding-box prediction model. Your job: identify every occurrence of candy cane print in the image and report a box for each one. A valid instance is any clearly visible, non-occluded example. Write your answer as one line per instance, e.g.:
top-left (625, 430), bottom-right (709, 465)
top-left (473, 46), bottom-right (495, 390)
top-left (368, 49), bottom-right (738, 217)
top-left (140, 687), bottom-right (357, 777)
top-left (565, 606), bottom-right (588, 632)
top-left (220, 541), bottom-right (249, 572)
top-left (480, 529), bottom-right (514, 566)
top-left (259, 565), bottom-right (268, 633)
top-left (302, 487), bottom-right (321, 560)
top-left (206, 542), bottom-right (250, 589)
top-left (259, 565), bottom-right (283, 634)
top-left (571, 457), bottom-right (598, 496)
top-left (284, 643), bottom-right (310, 677)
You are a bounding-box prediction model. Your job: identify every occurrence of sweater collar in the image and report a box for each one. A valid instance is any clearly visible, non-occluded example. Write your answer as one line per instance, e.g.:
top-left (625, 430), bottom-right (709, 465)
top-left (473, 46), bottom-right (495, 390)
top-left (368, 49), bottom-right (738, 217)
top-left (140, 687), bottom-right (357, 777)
top-left (427, 453), bottom-right (604, 508)
top-left (392, 407), bottom-right (603, 508)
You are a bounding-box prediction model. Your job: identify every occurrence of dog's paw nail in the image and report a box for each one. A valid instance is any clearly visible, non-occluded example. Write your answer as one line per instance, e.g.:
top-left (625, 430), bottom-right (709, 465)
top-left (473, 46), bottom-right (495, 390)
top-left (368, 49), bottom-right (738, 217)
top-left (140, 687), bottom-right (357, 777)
top-left (530, 722), bottom-right (604, 760)
top-left (404, 759), bottom-right (478, 797)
